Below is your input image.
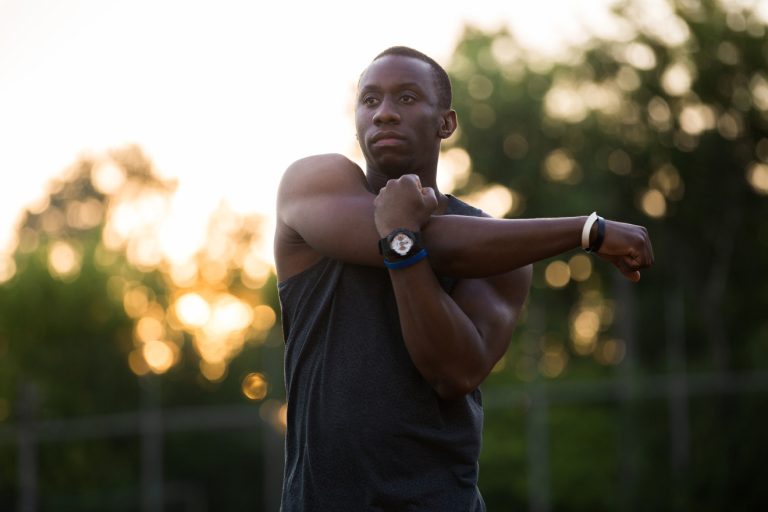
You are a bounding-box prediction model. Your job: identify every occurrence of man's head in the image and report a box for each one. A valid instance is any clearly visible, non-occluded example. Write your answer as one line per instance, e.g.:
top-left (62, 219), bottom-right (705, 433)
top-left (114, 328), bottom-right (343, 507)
top-left (355, 47), bottom-right (457, 179)
top-left (371, 46), bottom-right (453, 110)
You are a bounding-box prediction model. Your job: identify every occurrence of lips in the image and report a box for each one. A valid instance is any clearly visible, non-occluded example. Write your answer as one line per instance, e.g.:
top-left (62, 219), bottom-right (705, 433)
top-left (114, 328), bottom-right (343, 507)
top-left (371, 131), bottom-right (407, 147)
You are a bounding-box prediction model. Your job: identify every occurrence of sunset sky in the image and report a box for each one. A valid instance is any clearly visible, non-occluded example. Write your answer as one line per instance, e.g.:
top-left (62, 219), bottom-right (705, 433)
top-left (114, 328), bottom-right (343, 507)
top-left (0, 0), bottom-right (632, 260)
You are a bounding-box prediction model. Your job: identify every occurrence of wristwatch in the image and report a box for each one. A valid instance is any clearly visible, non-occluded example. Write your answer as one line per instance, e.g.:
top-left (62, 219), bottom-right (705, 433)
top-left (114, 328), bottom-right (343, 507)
top-left (378, 228), bottom-right (422, 260)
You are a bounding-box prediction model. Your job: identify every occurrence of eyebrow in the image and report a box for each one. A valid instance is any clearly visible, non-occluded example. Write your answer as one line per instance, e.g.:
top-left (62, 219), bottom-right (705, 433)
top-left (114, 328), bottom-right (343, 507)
top-left (358, 82), bottom-right (427, 94)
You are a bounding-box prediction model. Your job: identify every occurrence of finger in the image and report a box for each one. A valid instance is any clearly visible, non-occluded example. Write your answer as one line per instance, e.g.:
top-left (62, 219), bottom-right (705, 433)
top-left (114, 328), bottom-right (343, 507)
top-left (623, 254), bottom-right (641, 271)
top-left (645, 232), bottom-right (655, 266)
top-left (613, 257), bottom-right (640, 281)
top-left (402, 174), bottom-right (421, 186)
top-left (422, 187), bottom-right (438, 208)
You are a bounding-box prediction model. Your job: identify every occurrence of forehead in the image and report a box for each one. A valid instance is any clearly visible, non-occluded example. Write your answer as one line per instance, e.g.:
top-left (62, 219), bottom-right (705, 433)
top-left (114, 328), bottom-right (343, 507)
top-left (359, 55), bottom-right (437, 95)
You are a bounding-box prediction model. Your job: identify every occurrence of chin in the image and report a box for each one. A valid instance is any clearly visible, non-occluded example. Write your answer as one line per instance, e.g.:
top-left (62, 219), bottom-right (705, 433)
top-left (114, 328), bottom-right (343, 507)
top-left (371, 154), bottom-right (416, 176)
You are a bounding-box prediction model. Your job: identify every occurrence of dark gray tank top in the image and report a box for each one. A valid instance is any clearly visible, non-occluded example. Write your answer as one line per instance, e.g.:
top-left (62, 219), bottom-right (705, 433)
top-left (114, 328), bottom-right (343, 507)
top-left (278, 196), bottom-right (487, 511)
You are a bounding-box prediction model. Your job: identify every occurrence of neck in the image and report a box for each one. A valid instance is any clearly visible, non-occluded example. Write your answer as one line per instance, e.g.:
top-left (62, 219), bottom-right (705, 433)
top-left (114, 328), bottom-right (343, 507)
top-left (365, 166), bottom-right (451, 214)
top-left (364, 168), bottom-right (437, 190)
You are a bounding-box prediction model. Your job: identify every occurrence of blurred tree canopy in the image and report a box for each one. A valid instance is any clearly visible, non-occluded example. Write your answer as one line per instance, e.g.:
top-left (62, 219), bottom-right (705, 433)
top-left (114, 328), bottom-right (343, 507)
top-left (1, 0), bottom-right (767, 510)
top-left (0, 146), bottom-right (284, 509)
top-left (444, 0), bottom-right (768, 510)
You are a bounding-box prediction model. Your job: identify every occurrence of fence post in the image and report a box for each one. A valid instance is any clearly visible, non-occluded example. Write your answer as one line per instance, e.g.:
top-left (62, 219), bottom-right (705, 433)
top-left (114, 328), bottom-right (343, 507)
top-left (614, 276), bottom-right (638, 512)
top-left (17, 382), bottom-right (38, 512)
top-left (140, 374), bottom-right (163, 512)
top-left (666, 278), bottom-right (689, 511)
top-left (526, 379), bottom-right (551, 512)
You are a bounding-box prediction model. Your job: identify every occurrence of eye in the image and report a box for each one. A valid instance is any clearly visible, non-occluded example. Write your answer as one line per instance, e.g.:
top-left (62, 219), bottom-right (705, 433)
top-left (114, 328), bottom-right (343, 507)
top-left (362, 95), bottom-right (379, 107)
top-left (400, 94), bottom-right (416, 104)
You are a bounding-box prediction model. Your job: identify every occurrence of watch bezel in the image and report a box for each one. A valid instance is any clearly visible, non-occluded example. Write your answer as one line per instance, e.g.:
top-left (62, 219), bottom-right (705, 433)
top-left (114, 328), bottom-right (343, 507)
top-left (378, 228), bottom-right (422, 261)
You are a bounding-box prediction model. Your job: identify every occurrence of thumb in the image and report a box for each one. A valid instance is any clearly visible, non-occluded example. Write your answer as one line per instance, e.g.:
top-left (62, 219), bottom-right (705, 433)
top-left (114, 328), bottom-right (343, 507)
top-left (422, 186), bottom-right (437, 203)
top-left (618, 261), bottom-right (641, 282)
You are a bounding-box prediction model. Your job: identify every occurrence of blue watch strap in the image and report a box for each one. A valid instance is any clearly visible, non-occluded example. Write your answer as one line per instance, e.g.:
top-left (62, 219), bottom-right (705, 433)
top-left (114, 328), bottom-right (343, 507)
top-left (383, 249), bottom-right (428, 270)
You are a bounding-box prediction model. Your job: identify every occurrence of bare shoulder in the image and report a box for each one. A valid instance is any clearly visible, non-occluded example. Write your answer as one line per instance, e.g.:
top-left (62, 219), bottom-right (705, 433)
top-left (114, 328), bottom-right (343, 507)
top-left (278, 153), bottom-right (367, 200)
top-left (274, 154), bottom-right (371, 281)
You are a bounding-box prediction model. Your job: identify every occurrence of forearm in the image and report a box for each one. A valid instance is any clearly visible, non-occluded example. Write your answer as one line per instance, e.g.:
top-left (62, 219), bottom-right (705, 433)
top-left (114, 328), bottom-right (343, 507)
top-left (423, 215), bottom-right (586, 277)
top-left (280, 159), bottom-right (651, 281)
top-left (295, 196), bottom-right (587, 278)
top-left (388, 262), bottom-right (488, 399)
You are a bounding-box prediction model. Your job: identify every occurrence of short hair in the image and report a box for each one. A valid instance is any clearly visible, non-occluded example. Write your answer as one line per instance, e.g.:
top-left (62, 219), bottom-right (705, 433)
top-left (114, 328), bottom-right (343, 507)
top-left (372, 46), bottom-right (452, 110)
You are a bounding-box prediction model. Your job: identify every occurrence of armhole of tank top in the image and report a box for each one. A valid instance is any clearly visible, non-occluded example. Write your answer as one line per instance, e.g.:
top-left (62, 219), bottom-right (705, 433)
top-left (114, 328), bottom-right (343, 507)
top-left (277, 256), bottom-right (333, 291)
top-left (445, 194), bottom-right (486, 218)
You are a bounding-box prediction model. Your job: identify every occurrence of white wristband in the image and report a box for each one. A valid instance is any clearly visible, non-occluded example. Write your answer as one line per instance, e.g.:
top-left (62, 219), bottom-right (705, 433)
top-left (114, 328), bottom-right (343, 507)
top-left (581, 212), bottom-right (598, 250)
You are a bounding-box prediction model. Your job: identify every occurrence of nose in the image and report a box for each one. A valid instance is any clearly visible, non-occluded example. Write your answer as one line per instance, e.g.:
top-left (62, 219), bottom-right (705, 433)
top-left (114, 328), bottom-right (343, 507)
top-left (372, 96), bottom-right (400, 125)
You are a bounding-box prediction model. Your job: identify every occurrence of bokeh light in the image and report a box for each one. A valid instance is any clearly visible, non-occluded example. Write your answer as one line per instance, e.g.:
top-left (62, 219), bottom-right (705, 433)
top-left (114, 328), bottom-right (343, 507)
top-left (468, 74), bottom-right (494, 100)
top-left (242, 372), bottom-right (268, 401)
top-left (91, 159), bottom-right (127, 194)
top-left (594, 338), bottom-right (626, 365)
top-left (568, 253), bottom-right (593, 282)
top-left (136, 316), bottom-right (165, 344)
top-left (437, 147), bottom-right (472, 193)
top-left (661, 62), bottom-right (692, 96)
top-left (608, 148), bottom-right (632, 175)
top-left (142, 339), bottom-right (176, 374)
top-left (128, 349), bottom-right (150, 376)
top-left (679, 103), bottom-right (715, 136)
top-left (48, 240), bottom-right (82, 280)
top-left (460, 184), bottom-right (519, 218)
top-left (570, 308), bottom-right (601, 355)
top-left (252, 305), bottom-right (277, 333)
top-left (746, 162), bottom-right (768, 194)
top-left (640, 189), bottom-right (667, 218)
top-left (0, 254), bottom-right (16, 284)
top-left (539, 342), bottom-right (568, 378)
top-left (622, 42), bottom-right (656, 70)
top-left (175, 293), bottom-right (211, 329)
top-left (123, 285), bottom-right (151, 319)
top-left (201, 360), bottom-right (227, 382)
top-left (543, 149), bottom-right (581, 183)
top-left (650, 164), bottom-right (685, 200)
top-left (545, 260), bottom-right (571, 288)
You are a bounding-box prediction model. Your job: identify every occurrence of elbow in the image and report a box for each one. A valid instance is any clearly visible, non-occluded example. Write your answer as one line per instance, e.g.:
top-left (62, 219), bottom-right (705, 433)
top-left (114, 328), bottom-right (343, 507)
top-left (432, 371), bottom-right (485, 401)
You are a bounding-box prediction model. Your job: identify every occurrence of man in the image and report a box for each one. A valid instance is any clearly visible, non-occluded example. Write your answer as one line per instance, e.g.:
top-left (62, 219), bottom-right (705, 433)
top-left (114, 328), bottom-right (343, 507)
top-left (274, 46), bottom-right (653, 511)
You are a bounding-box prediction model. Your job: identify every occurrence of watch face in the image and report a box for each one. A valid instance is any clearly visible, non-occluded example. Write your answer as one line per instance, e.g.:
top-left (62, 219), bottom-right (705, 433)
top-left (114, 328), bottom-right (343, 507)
top-left (390, 233), bottom-right (413, 256)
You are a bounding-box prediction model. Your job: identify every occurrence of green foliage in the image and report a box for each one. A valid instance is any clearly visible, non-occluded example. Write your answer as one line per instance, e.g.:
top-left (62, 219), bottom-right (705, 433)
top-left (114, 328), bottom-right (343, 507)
top-left (447, 0), bottom-right (768, 509)
top-left (0, 146), bottom-right (284, 510)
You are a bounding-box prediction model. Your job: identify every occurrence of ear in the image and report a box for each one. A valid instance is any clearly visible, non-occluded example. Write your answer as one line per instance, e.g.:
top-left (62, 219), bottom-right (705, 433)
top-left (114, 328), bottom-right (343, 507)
top-left (438, 110), bottom-right (457, 139)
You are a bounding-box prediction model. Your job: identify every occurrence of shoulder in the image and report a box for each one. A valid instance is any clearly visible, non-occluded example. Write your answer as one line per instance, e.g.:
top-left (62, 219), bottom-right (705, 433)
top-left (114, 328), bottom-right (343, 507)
top-left (279, 153), bottom-right (366, 195)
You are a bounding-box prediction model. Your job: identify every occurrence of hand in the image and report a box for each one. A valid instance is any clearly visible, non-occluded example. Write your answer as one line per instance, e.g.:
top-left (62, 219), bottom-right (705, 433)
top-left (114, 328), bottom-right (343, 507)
top-left (596, 220), bottom-right (654, 282)
top-left (374, 174), bottom-right (437, 236)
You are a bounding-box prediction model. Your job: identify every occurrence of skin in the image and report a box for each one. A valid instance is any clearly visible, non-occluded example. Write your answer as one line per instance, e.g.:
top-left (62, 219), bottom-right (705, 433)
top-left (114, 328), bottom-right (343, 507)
top-left (275, 54), bottom-right (654, 399)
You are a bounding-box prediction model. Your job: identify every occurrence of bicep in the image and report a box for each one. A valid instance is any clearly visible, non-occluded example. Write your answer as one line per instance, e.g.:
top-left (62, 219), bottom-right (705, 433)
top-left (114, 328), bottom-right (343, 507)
top-left (276, 154), bottom-right (383, 267)
top-left (451, 265), bottom-right (532, 368)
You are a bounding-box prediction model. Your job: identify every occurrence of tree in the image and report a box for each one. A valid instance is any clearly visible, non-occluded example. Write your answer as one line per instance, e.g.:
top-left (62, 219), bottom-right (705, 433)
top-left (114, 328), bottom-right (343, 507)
top-left (0, 145), bottom-right (284, 510)
top-left (445, 1), bottom-right (768, 510)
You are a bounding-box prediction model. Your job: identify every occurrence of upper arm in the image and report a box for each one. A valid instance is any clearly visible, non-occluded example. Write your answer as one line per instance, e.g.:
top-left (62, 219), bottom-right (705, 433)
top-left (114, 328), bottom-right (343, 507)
top-left (275, 154), bottom-right (383, 280)
top-left (451, 264), bottom-right (532, 377)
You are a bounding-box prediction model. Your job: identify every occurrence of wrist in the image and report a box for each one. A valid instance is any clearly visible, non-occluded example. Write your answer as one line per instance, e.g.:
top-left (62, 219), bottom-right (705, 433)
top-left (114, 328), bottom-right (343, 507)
top-left (377, 222), bottom-right (421, 238)
top-left (581, 212), bottom-right (605, 253)
top-left (383, 248), bottom-right (429, 270)
top-left (378, 228), bottom-right (423, 261)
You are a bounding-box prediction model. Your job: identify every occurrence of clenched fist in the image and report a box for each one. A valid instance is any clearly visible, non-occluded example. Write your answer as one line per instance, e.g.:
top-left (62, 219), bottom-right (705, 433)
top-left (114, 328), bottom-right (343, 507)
top-left (597, 220), bottom-right (655, 281)
top-left (374, 174), bottom-right (437, 236)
